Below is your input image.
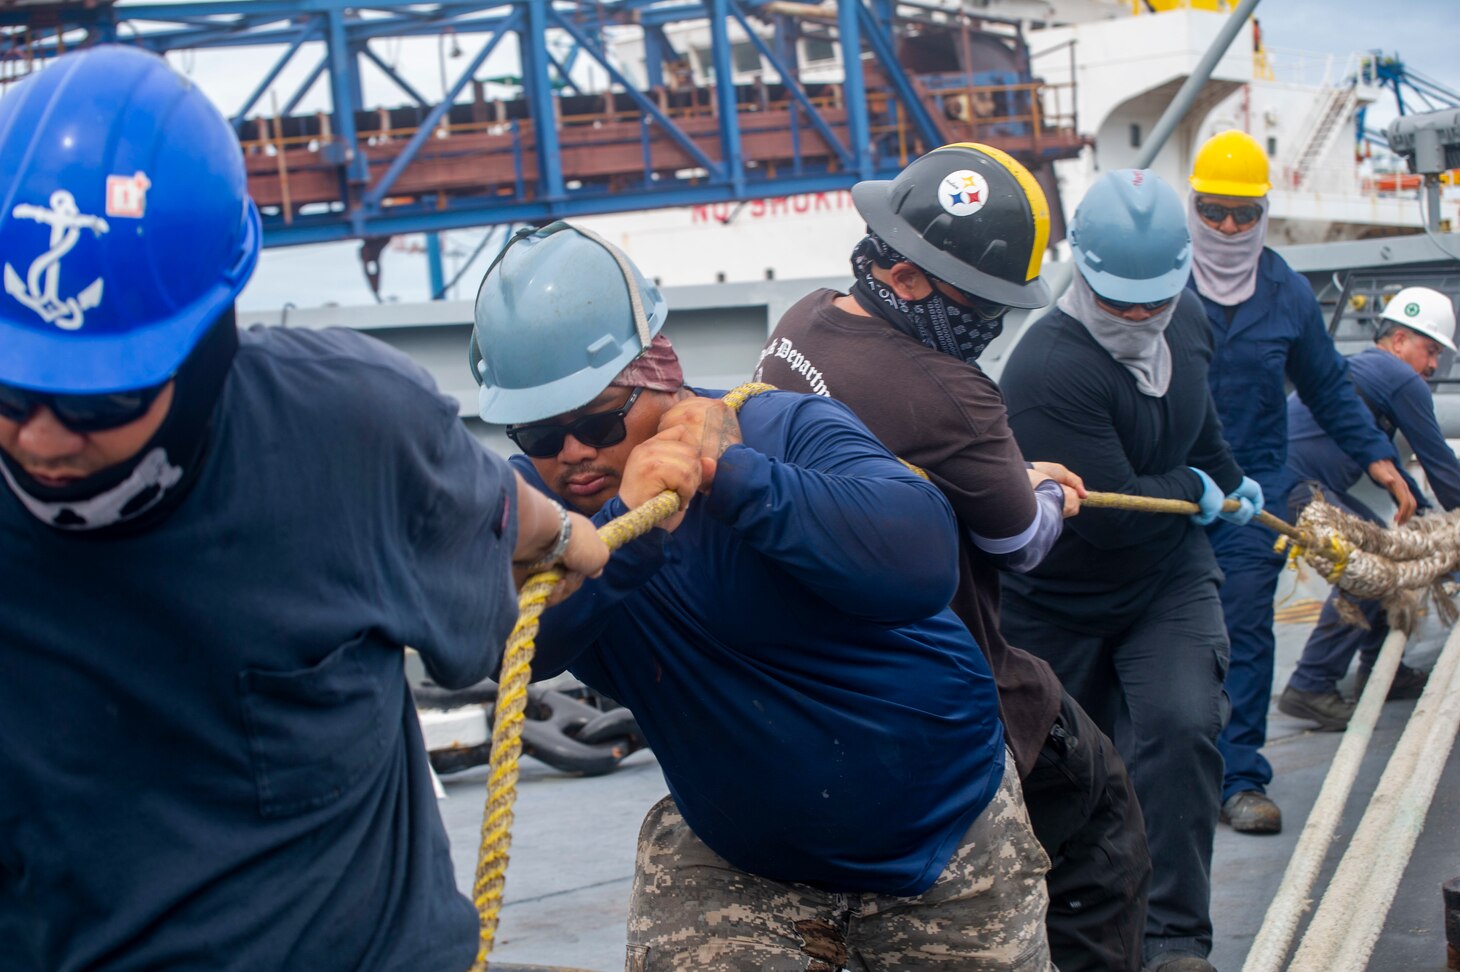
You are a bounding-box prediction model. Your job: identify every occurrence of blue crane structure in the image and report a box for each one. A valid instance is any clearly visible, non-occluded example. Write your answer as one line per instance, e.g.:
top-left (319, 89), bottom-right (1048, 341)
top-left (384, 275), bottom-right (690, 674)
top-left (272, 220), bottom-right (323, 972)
top-left (1353, 51), bottom-right (1460, 149)
top-left (0, 1), bottom-right (1084, 255)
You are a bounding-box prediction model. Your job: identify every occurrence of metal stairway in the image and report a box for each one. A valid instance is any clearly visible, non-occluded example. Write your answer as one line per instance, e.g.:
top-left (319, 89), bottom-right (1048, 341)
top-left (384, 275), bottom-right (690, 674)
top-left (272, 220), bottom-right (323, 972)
top-left (1288, 82), bottom-right (1358, 189)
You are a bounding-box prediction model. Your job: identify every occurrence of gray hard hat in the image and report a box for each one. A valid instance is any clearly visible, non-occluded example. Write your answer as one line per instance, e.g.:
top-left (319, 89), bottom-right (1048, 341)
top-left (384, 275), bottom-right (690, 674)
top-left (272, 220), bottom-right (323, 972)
top-left (470, 221), bottom-right (668, 424)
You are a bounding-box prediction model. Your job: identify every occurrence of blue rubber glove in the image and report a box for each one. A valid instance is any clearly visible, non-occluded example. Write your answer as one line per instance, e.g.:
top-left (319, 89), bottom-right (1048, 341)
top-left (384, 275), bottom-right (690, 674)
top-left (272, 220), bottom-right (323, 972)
top-left (1220, 476), bottom-right (1264, 526)
top-left (1188, 467), bottom-right (1224, 525)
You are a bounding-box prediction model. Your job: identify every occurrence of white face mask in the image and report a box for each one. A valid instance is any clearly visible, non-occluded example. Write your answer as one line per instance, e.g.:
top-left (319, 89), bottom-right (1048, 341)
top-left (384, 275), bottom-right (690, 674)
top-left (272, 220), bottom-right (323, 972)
top-left (1187, 194), bottom-right (1268, 306)
top-left (1058, 273), bottom-right (1179, 397)
top-left (0, 446), bottom-right (184, 530)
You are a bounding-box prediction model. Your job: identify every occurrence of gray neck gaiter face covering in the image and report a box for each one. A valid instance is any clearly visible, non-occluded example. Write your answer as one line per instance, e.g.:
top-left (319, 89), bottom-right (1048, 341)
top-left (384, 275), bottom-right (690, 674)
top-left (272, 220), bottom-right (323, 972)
top-left (1188, 194), bottom-right (1267, 306)
top-left (1059, 273), bottom-right (1177, 397)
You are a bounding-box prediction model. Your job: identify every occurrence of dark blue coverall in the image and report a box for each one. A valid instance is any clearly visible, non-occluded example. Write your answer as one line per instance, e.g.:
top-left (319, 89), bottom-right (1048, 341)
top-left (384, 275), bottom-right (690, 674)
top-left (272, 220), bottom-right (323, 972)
top-left (1192, 249), bottom-right (1393, 801)
top-left (1286, 346), bottom-right (1460, 694)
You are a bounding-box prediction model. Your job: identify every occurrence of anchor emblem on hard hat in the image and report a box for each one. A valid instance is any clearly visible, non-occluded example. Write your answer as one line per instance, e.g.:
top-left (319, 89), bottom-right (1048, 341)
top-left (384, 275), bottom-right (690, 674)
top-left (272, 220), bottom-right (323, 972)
top-left (3, 190), bottom-right (110, 331)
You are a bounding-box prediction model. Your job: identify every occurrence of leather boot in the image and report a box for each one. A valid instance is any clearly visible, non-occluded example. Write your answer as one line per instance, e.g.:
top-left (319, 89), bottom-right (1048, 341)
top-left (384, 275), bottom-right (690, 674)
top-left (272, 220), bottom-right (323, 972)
top-left (1220, 790), bottom-right (1281, 834)
top-left (1354, 663), bottom-right (1429, 702)
top-left (1278, 684), bottom-right (1354, 730)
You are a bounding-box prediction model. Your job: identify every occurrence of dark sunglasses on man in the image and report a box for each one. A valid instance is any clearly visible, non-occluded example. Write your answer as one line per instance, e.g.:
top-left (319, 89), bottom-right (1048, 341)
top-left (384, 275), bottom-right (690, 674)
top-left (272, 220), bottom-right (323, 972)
top-left (927, 275), bottom-right (1009, 323)
top-left (1195, 200), bottom-right (1263, 227)
top-left (0, 381), bottom-right (168, 433)
top-left (1093, 293), bottom-right (1176, 314)
top-left (507, 386), bottom-right (643, 458)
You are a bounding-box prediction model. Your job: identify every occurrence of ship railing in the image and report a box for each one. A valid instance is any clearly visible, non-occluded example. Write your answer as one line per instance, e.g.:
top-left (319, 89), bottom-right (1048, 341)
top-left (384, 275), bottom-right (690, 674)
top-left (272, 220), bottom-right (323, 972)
top-left (1273, 157), bottom-right (1361, 194)
top-left (237, 76), bottom-right (1082, 171)
top-left (240, 95), bottom-right (826, 156)
top-left (1030, 37), bottom-right (1080, 135)
top-left (1261, 47), bottom-right (1378, 90)
top-left (1355, 168), bottom-right (1460, 198)
top-left (1275, 156), bottom-right (1436, 201)
top-left (1272, 158), bottom-right (1454, 221)
top-left (905, 78), bottom-right (1078, 161)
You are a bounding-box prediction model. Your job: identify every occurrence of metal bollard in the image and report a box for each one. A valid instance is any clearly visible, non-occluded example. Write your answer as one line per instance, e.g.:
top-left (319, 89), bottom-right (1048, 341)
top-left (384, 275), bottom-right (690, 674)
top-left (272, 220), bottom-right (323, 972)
top-left (1445, 876), bottom-right (1460, 970)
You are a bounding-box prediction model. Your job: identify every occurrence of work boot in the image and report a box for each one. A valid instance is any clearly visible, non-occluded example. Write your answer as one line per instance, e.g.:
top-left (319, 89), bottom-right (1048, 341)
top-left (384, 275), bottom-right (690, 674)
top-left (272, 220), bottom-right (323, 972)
top-left (1144, 955), bottom-right (1217, 972)
top-left (1353, 663), bottom-right (1430, 702)
top-left (1220, 790), bottom-right (1282, 834)
top-left (1278, 684), bottom-right (1355, 730)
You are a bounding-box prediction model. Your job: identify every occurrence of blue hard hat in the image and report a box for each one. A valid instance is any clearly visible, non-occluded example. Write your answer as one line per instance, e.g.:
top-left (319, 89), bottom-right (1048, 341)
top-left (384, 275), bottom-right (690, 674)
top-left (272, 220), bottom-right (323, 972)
top-left (1069, 169), bottom-right (1191, 303)
top-left (0, 45), bottom-right (261, 394)
top-left (470, 222), bottom-right (668, 424)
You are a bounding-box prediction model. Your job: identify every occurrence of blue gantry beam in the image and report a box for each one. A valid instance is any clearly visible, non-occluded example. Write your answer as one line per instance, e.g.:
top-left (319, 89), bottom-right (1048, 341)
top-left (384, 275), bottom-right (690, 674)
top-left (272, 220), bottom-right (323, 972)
top-left (1, 1), bottom-right (1080, 247)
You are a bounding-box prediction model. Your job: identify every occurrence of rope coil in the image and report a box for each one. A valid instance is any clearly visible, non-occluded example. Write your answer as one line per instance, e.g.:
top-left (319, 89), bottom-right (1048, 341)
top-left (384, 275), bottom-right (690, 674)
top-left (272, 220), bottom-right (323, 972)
top-left (1083, 490), bottom-right (1460, 605)
top-left (1294, 497), bottom-right (1460, 601)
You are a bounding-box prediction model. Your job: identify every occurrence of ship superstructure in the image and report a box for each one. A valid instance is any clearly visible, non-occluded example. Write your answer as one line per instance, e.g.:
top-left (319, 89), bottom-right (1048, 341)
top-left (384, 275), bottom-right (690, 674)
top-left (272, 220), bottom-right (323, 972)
top-left (571, 0), bottom-right (1455, 285)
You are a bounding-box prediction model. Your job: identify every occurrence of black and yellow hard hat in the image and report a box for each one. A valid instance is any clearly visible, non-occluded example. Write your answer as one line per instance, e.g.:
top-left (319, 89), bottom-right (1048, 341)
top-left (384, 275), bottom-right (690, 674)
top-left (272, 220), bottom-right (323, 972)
top-left (851, 142), bottom-right (1052, 309)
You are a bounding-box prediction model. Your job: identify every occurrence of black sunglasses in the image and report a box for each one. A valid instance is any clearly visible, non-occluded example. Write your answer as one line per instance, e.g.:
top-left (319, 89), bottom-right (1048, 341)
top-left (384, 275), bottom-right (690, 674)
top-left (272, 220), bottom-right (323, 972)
top-left (0, 381), bottom-right (168, 433)
top-left (507, 387), bottom-right (643, 458)
top-left (1094, 293), bottom-right (1175, 314)
top-left (1195, 200), bottom-right (1263, 227)
top-left (928, 276), bottom-right (1009, 322)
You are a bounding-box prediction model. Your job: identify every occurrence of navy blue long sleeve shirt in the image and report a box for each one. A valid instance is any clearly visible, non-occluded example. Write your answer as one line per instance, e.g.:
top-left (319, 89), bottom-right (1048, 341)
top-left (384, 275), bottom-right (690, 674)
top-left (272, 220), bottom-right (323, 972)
top-left (1288, 345), bottom-right (1460, 511)
top-left (512, 389), bottom-right (1005, 896)
top-left (1193, 249), bottom-right (1393, 497)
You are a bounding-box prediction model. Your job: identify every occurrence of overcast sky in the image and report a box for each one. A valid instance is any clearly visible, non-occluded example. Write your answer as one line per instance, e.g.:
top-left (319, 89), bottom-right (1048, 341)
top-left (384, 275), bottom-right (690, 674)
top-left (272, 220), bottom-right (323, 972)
top-left (180, 0), bottom-right (1460, 312)
top-left (1256, 0), bottom-right (1459, 102)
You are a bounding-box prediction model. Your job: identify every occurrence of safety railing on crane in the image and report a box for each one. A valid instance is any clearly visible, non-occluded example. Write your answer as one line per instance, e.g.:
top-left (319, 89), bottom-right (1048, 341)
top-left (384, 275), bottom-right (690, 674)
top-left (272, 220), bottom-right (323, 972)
top-left (912, 79), bottom-right (1078, 161)
top-left (237, 73), bottom-right (1082, 218)
top-left (237, 78), bottom-right (1078, 156)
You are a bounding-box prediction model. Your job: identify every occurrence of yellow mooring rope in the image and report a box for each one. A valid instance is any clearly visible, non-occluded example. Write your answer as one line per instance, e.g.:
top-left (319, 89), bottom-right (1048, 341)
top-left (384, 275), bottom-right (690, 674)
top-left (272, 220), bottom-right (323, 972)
top-left (1080, 490), bottom-right (1305, 542)
top-left (470, 382), bottom-right (775, 970)
top-left (1081, 492), bottom-right (1357, 585)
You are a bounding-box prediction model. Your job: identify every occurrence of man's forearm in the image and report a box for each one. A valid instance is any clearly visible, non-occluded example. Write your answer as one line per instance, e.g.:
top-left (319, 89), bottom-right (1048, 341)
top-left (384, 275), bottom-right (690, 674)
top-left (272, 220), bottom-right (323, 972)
top-left (970, 478), bottom-right (1064, 573)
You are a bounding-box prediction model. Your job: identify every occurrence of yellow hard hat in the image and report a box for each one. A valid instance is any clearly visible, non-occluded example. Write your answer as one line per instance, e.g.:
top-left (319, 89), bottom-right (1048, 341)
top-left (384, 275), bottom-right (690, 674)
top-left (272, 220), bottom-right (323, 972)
top-left (1189, 129), bottom-right (1271, 198)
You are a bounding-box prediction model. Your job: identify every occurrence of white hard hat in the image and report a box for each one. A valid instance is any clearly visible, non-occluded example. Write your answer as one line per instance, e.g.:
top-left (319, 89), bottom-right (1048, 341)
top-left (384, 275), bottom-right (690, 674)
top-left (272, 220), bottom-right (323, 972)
top-left (1381, 286), bottom-right (1457, 352)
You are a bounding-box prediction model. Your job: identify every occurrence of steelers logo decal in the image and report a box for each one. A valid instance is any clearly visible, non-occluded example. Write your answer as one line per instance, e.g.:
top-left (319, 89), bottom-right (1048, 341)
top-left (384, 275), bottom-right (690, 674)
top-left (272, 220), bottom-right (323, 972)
top-left (939, 169), bottom-right (990, 217)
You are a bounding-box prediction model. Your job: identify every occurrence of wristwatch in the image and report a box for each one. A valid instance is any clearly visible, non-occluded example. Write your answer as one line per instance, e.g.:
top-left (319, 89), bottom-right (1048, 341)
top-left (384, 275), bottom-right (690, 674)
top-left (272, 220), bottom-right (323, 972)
top-left (526, 502), bottom-right (572, 572)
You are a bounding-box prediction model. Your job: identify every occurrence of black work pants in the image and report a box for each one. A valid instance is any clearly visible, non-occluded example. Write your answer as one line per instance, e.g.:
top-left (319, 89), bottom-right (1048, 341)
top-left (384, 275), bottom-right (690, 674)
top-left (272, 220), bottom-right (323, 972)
top-left (1004, 569), bottom-right (1229, 965)
top-left (1023, 690), bottom-right (1151, 972)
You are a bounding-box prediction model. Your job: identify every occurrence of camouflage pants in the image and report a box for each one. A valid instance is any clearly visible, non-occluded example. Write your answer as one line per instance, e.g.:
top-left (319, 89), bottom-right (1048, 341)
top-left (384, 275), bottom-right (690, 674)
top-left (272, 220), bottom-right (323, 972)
top-left (625, 748), bottom-right (1053, 971)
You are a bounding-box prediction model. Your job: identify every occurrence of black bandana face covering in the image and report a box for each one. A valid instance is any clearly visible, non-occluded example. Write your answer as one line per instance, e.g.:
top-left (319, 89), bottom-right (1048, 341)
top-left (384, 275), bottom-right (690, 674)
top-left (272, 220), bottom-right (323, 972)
top-left (849, 233), bottom-right (1007, 365)
top-left (0, 309), bottom-right (239, 533)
